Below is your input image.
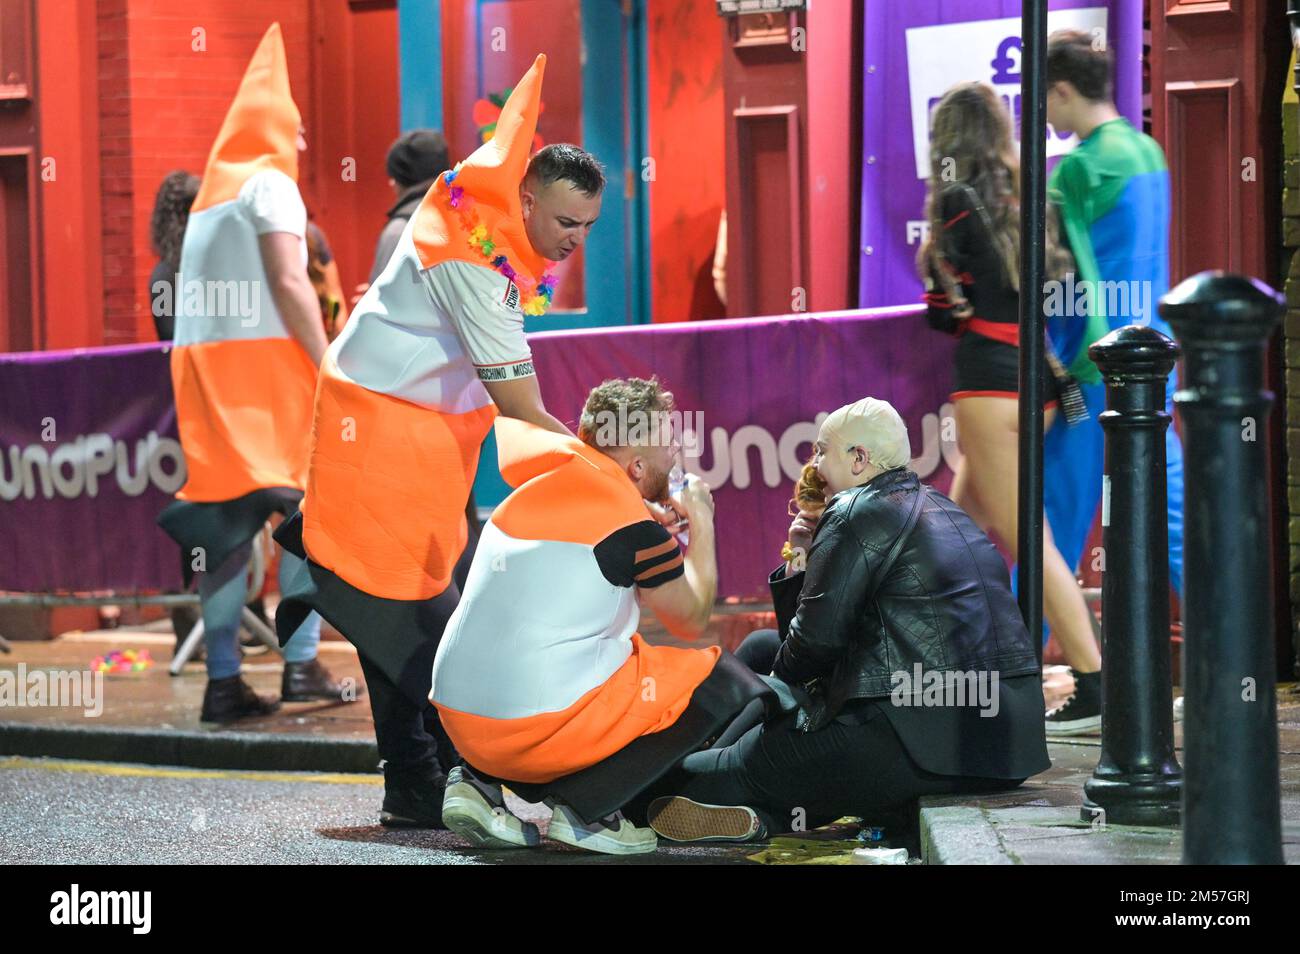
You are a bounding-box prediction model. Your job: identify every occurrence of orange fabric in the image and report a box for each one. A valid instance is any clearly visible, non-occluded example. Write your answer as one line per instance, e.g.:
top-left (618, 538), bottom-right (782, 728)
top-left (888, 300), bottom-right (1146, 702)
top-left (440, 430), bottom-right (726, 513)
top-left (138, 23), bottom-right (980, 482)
top-left (191, 23), bottom-right (300, 213)
top-left (411, 54), bottom-right (549, 281)
top-left (301, 358), bottom-right (496, 600)
top-left (435, 636), bottom-right (721, 783)
top-left (490, 417), bottom-right (650, 546)
top-left (171, 338), bottom-right (316, 502)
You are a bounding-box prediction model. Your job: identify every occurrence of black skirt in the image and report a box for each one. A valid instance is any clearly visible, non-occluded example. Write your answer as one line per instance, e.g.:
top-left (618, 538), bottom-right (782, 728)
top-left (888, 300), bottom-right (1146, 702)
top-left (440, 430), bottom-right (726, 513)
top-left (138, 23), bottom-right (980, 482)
top-left (951, 330), bottom-right (1061, 404)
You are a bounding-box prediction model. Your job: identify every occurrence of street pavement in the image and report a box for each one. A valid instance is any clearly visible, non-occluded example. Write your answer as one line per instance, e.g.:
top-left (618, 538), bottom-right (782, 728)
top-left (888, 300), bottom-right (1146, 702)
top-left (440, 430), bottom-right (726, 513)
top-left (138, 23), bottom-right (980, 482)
top-left (0, 756), bottom-right (757, 865)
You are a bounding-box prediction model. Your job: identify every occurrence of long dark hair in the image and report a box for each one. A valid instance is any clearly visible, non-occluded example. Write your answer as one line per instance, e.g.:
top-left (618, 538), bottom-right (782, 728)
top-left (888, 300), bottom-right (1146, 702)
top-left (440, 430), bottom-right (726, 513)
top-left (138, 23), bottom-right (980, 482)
top-left (150, 171), bottom-right (200, 271)
top-left (917, 82), bottom-right (1072, 295)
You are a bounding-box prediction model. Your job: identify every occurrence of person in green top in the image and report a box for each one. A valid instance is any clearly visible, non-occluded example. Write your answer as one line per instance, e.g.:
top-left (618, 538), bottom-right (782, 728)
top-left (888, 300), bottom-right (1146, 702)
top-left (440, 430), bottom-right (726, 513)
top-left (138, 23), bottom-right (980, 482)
top-left (1039, 29), bottom-right (1184, 734)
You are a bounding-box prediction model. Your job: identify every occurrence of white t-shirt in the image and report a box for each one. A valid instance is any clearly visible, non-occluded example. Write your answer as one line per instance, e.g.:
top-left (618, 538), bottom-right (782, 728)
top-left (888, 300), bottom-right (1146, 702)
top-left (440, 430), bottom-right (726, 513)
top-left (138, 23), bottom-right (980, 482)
top-left (238, 168), bottom-right (308, 267)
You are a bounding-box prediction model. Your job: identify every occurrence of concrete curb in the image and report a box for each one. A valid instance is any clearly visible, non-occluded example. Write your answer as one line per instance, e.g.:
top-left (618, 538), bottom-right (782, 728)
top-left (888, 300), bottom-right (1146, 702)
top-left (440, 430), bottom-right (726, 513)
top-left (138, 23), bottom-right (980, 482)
top-left (0, 721), bottom-right (379, 774)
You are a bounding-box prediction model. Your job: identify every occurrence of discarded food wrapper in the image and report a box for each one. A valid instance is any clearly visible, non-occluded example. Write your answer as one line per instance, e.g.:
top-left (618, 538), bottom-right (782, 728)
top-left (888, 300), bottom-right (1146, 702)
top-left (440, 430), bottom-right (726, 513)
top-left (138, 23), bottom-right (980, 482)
top-left (851, 846), bottom-right (909, 865)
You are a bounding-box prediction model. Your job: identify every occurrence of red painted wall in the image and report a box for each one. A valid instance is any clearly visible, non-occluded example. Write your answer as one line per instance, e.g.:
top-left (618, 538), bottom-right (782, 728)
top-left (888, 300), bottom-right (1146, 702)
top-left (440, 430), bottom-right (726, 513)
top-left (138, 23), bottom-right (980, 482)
top-left (805, 0), bottom-right (858, 313)
top-left (646, 0), bottom-right (725, 322)
top-left (42, 0), bottom-right (398, 347)
top-left (35, 0), bottom-right (104, 351)
top-left (442, 0), bottom-right (587, 311)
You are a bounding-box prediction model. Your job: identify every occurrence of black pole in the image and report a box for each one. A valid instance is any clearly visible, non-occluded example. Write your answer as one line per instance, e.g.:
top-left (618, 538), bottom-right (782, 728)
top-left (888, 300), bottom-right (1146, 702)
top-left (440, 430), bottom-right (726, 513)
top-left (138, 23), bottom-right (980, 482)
top-left (1017, 0), bottom-right (1047, 662)
top-left (1081, 325), bottom-right (1182, 826)
top-left (1161, 272), bottom-right (1284, 864)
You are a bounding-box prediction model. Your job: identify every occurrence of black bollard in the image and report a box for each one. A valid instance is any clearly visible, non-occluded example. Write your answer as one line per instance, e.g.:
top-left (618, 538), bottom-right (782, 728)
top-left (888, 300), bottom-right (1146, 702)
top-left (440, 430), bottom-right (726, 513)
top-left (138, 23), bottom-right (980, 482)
top-left (1081, 325), bottom-right (1183, 827)
top-left (1161, 271), bottom-right (1284, 865)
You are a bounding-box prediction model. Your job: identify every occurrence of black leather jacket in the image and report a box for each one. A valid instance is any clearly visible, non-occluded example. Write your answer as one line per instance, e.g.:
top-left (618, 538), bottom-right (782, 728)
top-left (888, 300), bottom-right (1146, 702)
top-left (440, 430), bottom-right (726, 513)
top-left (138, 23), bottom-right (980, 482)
top-left (770, 467), bottom-right (1040, 727)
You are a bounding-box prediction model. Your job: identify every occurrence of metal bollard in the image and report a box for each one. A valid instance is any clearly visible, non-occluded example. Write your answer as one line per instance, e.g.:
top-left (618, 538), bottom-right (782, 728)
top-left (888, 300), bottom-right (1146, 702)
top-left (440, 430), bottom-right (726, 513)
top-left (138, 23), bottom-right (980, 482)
top-left (1162, 271), bottom-right (1284, 865)
top-left (1082, 325), bottom-right (1183, 827)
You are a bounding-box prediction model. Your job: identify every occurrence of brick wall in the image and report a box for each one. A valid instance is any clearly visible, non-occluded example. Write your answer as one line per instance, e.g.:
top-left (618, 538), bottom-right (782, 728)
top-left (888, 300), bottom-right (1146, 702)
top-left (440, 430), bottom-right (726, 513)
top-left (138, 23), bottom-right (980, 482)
top-left (96, 0), bottom-right (312, 343)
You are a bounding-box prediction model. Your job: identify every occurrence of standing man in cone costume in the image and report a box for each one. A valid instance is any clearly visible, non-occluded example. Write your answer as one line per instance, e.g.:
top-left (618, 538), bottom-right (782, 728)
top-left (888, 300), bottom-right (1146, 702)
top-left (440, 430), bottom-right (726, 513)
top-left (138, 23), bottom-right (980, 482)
top-left (159, 23), bottom-right (351, 723)
top-left (275, 55), bottom-right (609, 827)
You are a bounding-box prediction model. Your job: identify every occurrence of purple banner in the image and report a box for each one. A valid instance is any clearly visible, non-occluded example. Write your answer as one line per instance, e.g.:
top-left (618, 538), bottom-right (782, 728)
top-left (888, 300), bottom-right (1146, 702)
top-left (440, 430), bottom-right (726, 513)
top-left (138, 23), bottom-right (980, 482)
top-left (1, 308), bottom-right (959, 600)
top-left (859, 0), bottom-right (1142, 309)
top-left (0, 343), bottom-right (183, 593)
top-left (530, 305), bottom-right (958, 600)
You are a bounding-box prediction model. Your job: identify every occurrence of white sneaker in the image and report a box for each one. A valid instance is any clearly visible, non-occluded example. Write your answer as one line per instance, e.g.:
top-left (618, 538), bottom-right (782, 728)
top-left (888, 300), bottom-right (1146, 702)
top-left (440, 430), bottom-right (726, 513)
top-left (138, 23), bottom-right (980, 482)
top-left (546, 802), bottom-right (658, 855)
top-left (646, 795), bottom-right (765, 843)
top-left (442, 766), bottom-right (540, 849)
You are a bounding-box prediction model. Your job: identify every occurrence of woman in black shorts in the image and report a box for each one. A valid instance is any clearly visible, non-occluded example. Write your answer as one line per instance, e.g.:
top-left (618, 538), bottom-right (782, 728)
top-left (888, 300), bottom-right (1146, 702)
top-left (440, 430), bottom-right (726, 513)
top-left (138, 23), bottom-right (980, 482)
top-left (917, 82), bottom-right (1095, 673)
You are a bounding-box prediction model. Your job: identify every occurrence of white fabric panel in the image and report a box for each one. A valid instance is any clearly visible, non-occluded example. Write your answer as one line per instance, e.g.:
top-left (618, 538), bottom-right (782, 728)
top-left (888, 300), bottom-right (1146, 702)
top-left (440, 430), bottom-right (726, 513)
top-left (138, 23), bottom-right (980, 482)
top-left (238, 168), bottom-right (307, 240)
top-left (171, 170), bottom-right (310, 347)
top-left (329, 224), bottom-right (497, 414)
top-left (423, 260), bottom-right (533, 376)
top-left (431, 520), bottom-right (639, 719)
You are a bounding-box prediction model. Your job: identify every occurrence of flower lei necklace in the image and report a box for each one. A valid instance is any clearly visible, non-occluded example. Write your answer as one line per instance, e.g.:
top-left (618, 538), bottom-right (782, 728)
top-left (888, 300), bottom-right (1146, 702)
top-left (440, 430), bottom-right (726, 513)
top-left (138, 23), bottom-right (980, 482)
top-left (442, 169), bottom-right (558, 316)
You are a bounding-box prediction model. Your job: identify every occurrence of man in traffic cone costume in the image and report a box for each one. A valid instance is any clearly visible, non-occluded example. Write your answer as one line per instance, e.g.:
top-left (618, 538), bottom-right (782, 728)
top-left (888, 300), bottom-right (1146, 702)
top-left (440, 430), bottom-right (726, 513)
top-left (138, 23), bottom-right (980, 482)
top-left (159, 23), bottom-right (351, 723)
top-left (275, 54), bottom-right (610, 827)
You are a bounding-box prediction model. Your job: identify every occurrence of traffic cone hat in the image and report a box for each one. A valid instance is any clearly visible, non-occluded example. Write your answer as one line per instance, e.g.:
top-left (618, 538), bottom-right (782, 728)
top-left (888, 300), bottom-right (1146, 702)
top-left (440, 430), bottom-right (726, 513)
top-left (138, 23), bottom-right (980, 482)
top-left (192, 22), bottom-right (300, 212)
top-left (412, 54), bottom-right (557, 314)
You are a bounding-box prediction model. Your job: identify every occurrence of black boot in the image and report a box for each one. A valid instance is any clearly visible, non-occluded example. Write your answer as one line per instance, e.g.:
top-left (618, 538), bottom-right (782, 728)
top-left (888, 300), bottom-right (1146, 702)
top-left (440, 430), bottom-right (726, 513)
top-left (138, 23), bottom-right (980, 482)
top-left (380, 771), bottom-right (449, 829)
top-left (281, 659), bottom-right (362, 703)
top-left (201, 675), bottom-right (280, 724)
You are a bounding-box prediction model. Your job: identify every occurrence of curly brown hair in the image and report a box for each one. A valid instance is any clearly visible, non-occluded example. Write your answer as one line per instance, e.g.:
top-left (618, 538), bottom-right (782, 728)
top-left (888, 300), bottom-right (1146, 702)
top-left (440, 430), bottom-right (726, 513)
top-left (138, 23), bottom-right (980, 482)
top-left (578, 377), bottom-right (675, 451)
top-left (788, 458), bottom-right (827, 517)
top-left (150, 170), bottom-right (200, 270)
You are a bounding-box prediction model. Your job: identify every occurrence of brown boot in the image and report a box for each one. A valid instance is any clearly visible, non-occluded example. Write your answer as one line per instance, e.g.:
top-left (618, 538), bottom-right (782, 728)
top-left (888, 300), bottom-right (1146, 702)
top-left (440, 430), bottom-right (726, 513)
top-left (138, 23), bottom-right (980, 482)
top-left (280, 659), bottom-right (361, 703)
top-left (200, 675), bottom-right (280, 724)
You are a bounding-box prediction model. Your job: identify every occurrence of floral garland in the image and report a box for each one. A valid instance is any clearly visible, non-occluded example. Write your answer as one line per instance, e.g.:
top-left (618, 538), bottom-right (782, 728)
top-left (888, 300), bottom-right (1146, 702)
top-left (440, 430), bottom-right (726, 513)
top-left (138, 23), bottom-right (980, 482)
top-left (442, 169), bottom-right (558, 316)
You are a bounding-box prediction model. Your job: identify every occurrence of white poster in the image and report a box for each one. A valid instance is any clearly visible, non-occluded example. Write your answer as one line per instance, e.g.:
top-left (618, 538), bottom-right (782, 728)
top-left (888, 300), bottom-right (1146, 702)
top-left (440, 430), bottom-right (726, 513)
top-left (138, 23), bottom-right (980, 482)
top-left (905, 8), bottom-right (1109, 179)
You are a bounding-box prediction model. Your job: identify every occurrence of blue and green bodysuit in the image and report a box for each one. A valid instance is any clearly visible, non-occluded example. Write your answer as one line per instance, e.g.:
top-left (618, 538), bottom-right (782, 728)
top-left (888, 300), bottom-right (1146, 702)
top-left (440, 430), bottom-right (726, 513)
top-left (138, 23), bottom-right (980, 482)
top-left (1044, 117), bottom-right (1184, 598)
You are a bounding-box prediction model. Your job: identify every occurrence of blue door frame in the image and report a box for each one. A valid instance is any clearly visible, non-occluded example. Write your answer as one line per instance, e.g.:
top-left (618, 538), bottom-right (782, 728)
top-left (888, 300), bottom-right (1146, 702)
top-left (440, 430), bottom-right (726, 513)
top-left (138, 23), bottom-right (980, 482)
top-left (397, 0), bottom-right (650, 507)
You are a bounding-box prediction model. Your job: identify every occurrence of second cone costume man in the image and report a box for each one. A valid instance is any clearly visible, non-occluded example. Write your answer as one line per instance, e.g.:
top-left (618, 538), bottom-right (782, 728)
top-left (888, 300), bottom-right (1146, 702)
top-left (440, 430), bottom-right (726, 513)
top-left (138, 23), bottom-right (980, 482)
top-left (276, 54), bottom-right (584, 827)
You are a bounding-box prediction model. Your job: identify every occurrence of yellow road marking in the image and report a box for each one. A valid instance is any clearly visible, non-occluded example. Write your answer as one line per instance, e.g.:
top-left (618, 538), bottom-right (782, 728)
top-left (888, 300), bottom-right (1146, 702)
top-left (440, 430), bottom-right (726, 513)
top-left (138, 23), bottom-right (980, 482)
top-left (0, 756), bottom-right (380, 786)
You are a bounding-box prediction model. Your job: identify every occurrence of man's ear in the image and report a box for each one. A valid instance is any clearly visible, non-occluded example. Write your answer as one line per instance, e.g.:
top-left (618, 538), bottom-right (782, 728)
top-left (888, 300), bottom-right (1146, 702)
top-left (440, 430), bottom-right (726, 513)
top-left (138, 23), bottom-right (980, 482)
top-left (520, 182), bottom-right (536, 220)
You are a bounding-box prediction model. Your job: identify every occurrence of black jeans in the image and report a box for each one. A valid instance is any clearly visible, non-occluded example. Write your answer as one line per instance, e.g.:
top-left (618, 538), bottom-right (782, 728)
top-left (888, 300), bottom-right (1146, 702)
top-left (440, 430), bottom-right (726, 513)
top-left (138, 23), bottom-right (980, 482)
top-left (357, 651), bottom-right (451, 786)
top-left (357, 521), bottom-right (478, 789)
top-left (649, 629), bottom-right (1023, 834)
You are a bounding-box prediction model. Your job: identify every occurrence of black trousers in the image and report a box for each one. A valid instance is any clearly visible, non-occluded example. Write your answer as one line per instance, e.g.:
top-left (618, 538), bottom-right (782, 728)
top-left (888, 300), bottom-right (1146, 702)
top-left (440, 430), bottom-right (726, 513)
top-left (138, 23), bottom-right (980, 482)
top-left (358, 510), bottom-right (479, 788)
top-left (646, 630), bottom-right (1024, 834)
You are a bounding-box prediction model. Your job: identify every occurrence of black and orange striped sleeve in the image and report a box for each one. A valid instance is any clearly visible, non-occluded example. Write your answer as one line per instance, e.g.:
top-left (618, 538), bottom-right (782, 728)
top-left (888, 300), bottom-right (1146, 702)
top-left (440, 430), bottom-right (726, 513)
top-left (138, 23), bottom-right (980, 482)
top-left (593, 520), bottom-right (685, 590)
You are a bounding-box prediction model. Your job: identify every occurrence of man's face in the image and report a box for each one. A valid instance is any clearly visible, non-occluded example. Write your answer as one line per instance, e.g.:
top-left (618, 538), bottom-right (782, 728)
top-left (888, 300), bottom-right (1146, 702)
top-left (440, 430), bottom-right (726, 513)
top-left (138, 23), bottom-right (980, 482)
top-left (813, 426), bottom-right (868, 496)
top-left (521, 178), bottom-right (602, 261)
top-left (1045, 82), bottom-right (1073, 137)
top-left (625, 417), bottom-right (679, 503)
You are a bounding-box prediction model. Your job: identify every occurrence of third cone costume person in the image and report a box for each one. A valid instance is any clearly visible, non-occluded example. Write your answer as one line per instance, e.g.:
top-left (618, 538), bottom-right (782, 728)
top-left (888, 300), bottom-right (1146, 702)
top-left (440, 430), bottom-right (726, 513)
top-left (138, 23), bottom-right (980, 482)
top-left (160, 22), bottom-right (314, 560)
top-left (275, 56), bottom-right (563, 813)
top-left (159, 23), bottom-right (343, 720)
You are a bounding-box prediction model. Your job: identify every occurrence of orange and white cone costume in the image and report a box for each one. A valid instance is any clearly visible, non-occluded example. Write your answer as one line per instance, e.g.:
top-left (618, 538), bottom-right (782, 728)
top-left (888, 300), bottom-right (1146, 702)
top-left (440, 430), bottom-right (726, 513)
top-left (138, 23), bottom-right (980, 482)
top-left (428, 419), bottom-right (771, 821)
top-left (431, 418), bottom-right (722, 784)
top-left (159, 23), bottom-right (316, 576)
top-left (274, 56), bottom-right (559, 701)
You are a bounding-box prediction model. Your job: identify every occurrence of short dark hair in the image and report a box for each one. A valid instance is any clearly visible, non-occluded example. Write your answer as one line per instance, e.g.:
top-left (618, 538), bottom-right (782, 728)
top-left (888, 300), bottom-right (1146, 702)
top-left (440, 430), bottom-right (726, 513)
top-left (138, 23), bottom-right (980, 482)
top-left (386, 129), bottom-right (450, 189)
top-left (1046, 29), bottom-right (1113, 103)
top-left (525, 143), bottom-right (606, 197)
